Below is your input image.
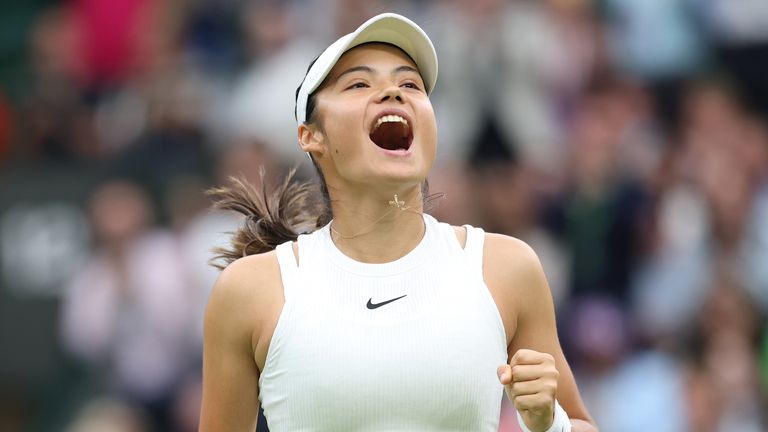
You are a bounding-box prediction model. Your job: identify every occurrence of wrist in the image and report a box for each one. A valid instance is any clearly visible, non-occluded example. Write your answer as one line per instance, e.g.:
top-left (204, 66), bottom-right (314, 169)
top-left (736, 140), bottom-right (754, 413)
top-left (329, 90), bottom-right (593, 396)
top-left (515, 400), bottom-right (571, 432)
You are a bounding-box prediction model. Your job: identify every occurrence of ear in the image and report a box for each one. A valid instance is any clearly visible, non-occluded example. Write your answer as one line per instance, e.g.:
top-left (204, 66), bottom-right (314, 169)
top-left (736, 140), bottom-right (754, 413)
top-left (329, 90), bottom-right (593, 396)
top-left (298, 123), bottom-right (326, 157)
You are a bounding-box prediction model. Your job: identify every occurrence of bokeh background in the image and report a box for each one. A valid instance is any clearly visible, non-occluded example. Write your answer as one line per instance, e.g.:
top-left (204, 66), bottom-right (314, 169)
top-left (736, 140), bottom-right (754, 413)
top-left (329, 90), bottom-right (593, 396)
top-left (0, 0), bottom-right (767, 431)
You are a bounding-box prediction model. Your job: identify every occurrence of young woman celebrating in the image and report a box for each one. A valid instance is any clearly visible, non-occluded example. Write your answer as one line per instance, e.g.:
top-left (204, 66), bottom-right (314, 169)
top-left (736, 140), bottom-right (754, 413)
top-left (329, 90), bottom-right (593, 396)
top-left (199, 13), bottom-right (597, 432)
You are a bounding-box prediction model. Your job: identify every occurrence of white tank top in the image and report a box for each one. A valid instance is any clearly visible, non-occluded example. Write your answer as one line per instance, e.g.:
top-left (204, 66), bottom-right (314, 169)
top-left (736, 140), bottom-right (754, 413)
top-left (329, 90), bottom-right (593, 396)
top-left (260, 214), bottom-right (508, 431)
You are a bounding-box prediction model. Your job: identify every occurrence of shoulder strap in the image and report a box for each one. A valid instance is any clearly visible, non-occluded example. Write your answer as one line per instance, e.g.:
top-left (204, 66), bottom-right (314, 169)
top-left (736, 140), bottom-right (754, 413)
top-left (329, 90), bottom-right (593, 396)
top-left (274, 241), bottom-right (299, 302)
top-left (462, 225), bottom-right (486, 273)
top-left (429, 215), bottom-right (463, 253)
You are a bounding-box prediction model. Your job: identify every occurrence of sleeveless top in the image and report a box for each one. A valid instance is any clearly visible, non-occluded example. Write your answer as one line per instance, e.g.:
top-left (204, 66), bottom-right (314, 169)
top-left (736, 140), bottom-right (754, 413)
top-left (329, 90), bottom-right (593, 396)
top-left (259, 214), bottom-right (508, 431)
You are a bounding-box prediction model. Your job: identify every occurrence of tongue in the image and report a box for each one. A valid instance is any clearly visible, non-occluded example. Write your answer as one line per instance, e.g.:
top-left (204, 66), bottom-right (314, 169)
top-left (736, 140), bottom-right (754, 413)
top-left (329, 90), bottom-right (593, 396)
top-left (370, 122), bottom-right (409, 151)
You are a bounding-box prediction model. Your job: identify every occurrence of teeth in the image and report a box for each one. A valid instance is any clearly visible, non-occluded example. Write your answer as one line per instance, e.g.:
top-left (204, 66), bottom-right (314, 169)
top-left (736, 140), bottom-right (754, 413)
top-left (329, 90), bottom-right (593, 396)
top-left (374, 114), bottom-right (409, 130)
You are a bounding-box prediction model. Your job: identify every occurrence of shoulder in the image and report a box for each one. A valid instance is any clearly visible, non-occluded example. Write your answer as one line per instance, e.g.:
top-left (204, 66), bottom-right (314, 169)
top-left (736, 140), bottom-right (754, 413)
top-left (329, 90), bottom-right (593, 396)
top-left (210, 252), bottom-right (282, 304)
top-left (481, 232), bottom-right (551, 315)
top-left (204, 251), bottom-right (283, 345)
top-left (483, 232), bottom-right (541, 275)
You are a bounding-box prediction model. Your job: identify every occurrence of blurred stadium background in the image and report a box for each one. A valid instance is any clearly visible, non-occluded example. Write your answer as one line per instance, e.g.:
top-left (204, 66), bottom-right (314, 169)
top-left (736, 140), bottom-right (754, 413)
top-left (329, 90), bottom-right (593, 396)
top-left (0, 0), bottom-right (767, 431)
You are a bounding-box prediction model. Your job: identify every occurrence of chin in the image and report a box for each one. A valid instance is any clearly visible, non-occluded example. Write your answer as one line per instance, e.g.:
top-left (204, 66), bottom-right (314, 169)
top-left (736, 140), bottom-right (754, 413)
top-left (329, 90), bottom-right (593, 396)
top-left (369, 167), bottom-right (428, 188)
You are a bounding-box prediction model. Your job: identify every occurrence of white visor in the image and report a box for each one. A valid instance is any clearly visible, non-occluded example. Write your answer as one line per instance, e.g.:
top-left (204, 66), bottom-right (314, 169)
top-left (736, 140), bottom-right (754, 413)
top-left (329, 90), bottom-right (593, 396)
top-left (295, 13), bottom-right (438, 125)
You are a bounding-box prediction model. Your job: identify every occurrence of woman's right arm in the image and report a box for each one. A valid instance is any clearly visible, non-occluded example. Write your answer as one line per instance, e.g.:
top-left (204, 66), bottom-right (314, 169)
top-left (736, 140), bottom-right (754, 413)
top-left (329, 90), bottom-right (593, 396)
top-left (199, 254), bottom-right (279, 431)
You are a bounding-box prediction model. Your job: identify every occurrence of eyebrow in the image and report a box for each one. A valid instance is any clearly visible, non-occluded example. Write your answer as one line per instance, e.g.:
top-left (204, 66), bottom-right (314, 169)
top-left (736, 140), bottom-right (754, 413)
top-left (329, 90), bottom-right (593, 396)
top-left (335, 65), bottom-right (420, 81)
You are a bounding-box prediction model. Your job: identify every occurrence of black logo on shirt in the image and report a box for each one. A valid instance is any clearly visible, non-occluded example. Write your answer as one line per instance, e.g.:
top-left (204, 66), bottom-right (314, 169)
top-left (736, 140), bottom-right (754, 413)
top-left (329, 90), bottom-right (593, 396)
top-left (366, 295), bottom-right (407, 309)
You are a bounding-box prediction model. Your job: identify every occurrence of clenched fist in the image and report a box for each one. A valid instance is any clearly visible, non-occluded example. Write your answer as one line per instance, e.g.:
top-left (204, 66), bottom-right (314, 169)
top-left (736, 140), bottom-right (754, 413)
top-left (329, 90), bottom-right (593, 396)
top-left (497, 349), bottom-right (560, 432)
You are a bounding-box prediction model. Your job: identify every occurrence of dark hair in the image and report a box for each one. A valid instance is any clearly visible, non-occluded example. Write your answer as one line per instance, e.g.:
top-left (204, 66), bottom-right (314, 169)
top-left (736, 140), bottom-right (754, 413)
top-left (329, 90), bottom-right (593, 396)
top-left (209, 53), bottom-right (440, 269)
top-left (207, 168), bottom-right (323, 270)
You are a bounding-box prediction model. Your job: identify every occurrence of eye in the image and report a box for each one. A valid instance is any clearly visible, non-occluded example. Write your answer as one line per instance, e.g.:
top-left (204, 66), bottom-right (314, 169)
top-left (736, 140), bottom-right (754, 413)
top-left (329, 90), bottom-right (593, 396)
top-left (401, 82), bottom-right (422, 91)
top-left (346, 81), bottom-right (369, 90)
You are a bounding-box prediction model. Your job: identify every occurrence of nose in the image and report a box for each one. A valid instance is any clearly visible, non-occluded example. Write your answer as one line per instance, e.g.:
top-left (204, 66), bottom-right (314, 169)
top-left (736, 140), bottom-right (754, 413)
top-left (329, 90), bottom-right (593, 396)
top-left (378, 85), bottom-right (403, 103)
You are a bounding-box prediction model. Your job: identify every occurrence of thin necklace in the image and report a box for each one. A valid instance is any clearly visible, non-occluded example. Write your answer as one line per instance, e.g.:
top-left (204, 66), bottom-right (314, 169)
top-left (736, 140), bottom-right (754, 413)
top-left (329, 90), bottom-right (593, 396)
top-left (330, 194), bottom-right (423, 241)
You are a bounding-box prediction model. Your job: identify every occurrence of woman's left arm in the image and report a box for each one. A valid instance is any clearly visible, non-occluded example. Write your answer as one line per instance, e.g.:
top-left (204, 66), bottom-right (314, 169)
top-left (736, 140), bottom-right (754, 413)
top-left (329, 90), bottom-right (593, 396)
top-left (484, 234), bottom-right (598, 432)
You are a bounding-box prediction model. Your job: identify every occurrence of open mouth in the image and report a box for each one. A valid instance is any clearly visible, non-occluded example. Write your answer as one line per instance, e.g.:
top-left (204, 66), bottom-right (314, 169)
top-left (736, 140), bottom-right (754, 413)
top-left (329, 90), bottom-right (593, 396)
top-left (369, 114), bottom-right (413, 151)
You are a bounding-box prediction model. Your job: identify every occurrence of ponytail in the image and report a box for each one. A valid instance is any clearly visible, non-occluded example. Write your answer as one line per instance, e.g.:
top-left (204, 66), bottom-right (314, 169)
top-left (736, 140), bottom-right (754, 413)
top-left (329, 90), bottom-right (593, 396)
top-left (209, 162), bottom-right (443, 270)
top-left (208, 168), bottom-right (325, 270)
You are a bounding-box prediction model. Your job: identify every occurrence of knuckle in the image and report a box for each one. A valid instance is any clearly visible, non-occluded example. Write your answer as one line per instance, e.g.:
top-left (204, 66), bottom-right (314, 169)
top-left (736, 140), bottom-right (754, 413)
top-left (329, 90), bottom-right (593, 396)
top-left (545, 381), bottom-right (557, 395)
top-left (511, 365), bottom-right (523, 380)
top-left (514, 395), bottom-right (531, 410)
top-left (515, 348), bottom-right (531, 361)
top-left (537, 394), bottom-right (552, 407)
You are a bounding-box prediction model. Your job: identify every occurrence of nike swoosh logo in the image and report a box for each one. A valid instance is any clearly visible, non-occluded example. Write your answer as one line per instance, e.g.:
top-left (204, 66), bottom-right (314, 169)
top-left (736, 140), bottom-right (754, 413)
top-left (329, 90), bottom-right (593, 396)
top-left (366, 294), bottom-right (407, 310)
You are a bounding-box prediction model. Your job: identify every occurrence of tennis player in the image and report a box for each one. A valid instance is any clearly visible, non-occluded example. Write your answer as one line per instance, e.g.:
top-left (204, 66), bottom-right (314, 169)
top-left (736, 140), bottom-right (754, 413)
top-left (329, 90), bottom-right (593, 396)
top-left (200, 13), bottom-right (597, 432)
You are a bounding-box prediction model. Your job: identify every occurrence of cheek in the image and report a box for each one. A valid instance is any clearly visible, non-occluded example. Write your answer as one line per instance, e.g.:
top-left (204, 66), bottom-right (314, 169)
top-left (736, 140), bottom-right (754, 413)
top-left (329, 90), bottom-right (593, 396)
top-left (418, 104), bottom-right (438, 151)
top-left (320, 105), bottom-right (361, 153)
top-left (321, 107), bottom-right (373, 178)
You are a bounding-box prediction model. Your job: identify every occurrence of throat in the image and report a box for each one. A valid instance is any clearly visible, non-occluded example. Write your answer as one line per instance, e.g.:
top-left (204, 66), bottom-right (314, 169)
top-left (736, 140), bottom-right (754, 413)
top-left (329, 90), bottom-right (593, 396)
top-left (329, 212), bottom-right (426, 264)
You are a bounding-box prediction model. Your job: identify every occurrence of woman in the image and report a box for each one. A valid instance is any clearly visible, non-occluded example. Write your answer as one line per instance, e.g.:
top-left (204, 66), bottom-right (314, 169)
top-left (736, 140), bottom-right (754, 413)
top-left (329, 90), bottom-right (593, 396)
top-left (200, 13), bottom-right (597, 432)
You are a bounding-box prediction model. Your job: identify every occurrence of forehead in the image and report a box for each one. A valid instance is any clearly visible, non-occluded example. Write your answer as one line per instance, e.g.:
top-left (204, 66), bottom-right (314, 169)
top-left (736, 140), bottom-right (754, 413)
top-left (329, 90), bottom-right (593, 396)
top-left (326, 43), bottom-right (420, 81)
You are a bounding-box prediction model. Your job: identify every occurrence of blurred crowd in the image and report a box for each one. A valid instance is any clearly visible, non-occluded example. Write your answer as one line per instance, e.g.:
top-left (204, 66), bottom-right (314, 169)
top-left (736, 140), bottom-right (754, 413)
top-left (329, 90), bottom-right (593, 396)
top-left (0, 0), bottom-right (767, 431)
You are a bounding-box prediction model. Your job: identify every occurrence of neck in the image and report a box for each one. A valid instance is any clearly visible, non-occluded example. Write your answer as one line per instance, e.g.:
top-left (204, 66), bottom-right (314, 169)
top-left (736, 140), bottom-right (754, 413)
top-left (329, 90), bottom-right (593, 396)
top-left (328, 185), bottom-right (425, 263)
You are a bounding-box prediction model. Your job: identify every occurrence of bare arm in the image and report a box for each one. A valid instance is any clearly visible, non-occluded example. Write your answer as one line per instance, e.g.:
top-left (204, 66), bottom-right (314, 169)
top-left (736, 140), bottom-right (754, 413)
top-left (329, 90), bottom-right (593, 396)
top-left (485, 234), bottom-right (598, 432)
top-left (199, 253), bottom-right (280, 432)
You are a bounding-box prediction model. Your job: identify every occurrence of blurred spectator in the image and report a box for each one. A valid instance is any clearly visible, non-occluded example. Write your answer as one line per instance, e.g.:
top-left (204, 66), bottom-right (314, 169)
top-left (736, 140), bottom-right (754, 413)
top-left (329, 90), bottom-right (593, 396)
top-left (630, 179), bottom-right (711, 340)
top-left (700, 0), bottom-right (768, 117)
top-left (430, 0), bottom-right (600, 171)
top-left (548, 80), bottom-right (650, 303)
top-left (686, 276), bottom-right (765, 431)
top-left (60, 180), bottom-right (195, 430)
top-left (70, 0), bottom-right (154, 89)
top-left (227, 1), bottom-right (321, 165)
top-left (22, 5), bottom-right (97, 161)
top-left (182, 0), bottom-right (242, 76)
top-left (566, 297), bottom-right (690, 432)
top-left (110, 67), bottom-right (214, 192)
top-left (598, 0), bottom-right (708, 132)
top-left (631, 78), bottom-right (768, 340)
top-left (64, 397), bottom-right (149, 432)
top-left (599, 0), bottom-right (707, 78)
